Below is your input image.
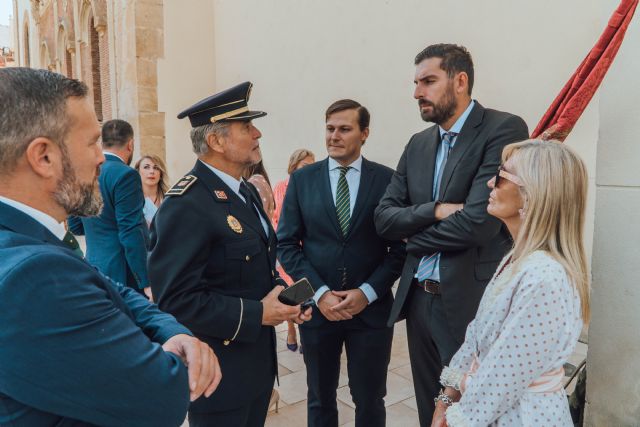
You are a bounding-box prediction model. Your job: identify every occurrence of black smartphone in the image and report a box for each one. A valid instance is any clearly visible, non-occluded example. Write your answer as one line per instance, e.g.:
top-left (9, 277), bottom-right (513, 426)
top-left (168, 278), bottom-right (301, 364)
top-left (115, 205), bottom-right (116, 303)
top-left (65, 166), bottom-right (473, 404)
top-left (278, 278), bottom-right (315, 306)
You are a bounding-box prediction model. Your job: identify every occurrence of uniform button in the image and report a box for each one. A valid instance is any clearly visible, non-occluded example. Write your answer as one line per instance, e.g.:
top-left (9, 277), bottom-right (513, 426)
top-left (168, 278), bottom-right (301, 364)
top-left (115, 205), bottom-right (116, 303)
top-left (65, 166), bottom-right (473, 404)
top-left (245, 255), bottom-right (250, 261)
top-left (268, 247), bottom-right (271, 253)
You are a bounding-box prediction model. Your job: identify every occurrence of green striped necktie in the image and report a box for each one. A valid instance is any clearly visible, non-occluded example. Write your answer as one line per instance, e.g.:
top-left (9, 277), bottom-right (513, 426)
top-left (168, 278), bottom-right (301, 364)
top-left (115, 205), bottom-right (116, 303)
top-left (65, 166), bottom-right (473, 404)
top-left (336, 166), bottom-right (351, 236)
top-left (62, 231), bottom-right (85, 258)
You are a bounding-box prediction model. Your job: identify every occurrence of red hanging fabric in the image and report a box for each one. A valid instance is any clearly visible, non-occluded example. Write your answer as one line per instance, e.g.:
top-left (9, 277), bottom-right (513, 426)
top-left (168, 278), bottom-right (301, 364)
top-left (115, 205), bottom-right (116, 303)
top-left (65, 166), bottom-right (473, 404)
top-left (531, 0), bottom-right (639, 141)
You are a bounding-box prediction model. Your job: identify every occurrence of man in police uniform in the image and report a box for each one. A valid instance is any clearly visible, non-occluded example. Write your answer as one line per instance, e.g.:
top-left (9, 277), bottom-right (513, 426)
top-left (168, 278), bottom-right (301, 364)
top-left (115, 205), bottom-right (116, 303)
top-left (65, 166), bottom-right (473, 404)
top-left (148, 82), bottom-right (311, 427)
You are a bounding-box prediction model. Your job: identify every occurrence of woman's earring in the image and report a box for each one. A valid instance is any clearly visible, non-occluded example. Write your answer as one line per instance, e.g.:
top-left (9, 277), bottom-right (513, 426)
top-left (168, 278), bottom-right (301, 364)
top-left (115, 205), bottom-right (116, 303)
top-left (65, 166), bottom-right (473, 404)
top-left (518, 208), bottom-right (526, 218)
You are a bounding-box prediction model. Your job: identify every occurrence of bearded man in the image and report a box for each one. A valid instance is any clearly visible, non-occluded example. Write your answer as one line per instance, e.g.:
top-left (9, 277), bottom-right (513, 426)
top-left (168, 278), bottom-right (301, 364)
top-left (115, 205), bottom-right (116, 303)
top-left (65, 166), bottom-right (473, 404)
top-left (373, 44), bottom-right (529, 426)
top-left (0, 68), bottom-right (221, 427)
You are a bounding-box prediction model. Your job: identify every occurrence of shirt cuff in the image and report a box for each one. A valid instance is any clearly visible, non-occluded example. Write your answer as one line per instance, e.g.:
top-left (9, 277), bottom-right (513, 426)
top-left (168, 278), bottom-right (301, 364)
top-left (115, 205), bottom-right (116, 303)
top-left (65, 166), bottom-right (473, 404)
top-left (312, 285), bottom-right (330, 304)
top-left (359, 283), bottom-right (378, 304)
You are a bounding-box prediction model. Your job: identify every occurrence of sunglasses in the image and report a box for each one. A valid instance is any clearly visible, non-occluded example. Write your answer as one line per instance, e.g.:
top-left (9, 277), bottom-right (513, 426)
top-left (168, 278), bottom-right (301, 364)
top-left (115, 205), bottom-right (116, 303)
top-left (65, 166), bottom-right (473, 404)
top-left (494, 166), bottom-right (523, 187)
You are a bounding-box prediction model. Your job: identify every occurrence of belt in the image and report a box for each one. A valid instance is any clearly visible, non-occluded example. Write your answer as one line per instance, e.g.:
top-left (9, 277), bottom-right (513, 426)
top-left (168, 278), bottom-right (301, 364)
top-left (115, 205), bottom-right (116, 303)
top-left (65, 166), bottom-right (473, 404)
top-left (413, 278), bottom-right (441, 295)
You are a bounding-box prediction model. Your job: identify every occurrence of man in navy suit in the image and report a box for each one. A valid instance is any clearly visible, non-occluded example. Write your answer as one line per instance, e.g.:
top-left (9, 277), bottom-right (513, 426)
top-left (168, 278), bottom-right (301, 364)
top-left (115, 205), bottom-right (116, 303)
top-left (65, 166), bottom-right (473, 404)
top-left (69, 119), bottom-right (152, 298)
top-left (0, 67), bottom-right (221, 426)
top-left (277, 99), bottom-right (405, 427)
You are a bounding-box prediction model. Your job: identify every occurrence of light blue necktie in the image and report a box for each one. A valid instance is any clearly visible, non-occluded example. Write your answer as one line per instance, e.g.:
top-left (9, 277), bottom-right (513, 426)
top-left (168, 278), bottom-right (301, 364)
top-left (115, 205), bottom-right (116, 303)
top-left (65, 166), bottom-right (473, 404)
top-left (416, 132), bottom-right (456, 282)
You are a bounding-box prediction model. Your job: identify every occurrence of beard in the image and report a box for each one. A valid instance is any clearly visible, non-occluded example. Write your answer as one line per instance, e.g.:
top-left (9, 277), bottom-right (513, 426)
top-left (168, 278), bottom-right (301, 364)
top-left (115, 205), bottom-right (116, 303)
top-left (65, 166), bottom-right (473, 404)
top-left (419, 82), bottom-right (458, 125)
top-left (53, 150), bottom-right (104, 217)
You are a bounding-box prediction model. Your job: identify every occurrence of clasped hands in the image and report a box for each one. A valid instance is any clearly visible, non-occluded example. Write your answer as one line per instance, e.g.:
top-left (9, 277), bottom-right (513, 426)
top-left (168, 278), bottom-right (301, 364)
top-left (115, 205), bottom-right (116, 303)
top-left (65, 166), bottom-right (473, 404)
top-left (318, 288), bottom-right (368, 321)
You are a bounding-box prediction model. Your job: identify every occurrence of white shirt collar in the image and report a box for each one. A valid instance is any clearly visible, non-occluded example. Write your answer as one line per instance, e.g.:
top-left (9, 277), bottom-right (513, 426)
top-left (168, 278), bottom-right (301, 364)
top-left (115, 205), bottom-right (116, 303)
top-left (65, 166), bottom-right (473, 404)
top-left (0, 196), bottom-right (67, 240)
top-left (104, 151), bottom-right (126, 164)
top-left (328, 155), bottom-right (363, 172)
top-left (439, 99), bottom-right (476, 137)
top-left (198, 160), bottom-right (244, 195)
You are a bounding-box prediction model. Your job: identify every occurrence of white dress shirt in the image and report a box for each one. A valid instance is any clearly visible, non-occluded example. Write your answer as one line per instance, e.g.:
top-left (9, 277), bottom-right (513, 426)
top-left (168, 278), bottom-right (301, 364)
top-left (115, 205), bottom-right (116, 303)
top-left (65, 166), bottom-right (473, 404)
top-left (0, 196), bottom-right (66, 240)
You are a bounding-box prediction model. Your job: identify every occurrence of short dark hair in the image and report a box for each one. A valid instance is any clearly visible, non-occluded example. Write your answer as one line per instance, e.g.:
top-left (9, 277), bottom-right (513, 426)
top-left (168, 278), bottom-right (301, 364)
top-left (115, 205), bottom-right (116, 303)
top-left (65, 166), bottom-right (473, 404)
top-left (414, 44), bottom-right (474, 95)
top-left (101, 119), bottom-right (134, 148)
top-left (325, 99), bottom-right (370, 131)
top-left (0, 68), bottom-right (88, 175)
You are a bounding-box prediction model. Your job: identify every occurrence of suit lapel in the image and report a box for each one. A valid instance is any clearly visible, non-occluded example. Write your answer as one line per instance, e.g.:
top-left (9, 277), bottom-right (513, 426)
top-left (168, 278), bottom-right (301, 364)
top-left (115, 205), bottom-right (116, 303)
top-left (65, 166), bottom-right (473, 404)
top-left (193, 162), bottom-right (267, 242)
top-left (347, 157), bottom-right (375, 236)
top-left (318, 159), bottom-right (342, 237)
top-left (423, 126), bottom-right (440, 203)
top-left (438, 102), bottom-right (484, 199)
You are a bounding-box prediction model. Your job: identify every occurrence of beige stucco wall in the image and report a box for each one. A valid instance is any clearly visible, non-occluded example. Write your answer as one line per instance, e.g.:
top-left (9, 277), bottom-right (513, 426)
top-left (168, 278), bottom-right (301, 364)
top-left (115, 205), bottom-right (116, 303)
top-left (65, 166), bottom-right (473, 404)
top-left (158, 0), bottom-right (601, 257)
top-left (585, 0), bottom-right (640, 424)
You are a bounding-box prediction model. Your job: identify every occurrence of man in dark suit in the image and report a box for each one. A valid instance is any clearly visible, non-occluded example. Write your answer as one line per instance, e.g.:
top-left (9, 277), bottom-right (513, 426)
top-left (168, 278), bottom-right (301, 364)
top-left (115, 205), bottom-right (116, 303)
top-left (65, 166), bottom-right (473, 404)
top-left (68, 119), bottom-right (152, 298)
top-left (0, 67), bottom-right (220, 426)
top-left (148, 82), bottom-right (311, 427)
top-left (277, 99), bottom-right (405, 427)
top-left (374, 44), bottom-right (529, 425)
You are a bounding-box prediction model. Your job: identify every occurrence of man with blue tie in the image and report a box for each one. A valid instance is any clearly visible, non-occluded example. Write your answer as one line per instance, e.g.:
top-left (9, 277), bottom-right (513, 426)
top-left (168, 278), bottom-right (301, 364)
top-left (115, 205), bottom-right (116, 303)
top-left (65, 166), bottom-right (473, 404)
top-left (278, 99), bottom-right (405, 427)
top-left (68, 119), bottom-right (152, 299)
top-left (374, 44), bottom-right (529, 425)
top-left (0, 67), bottom-right (221, 426)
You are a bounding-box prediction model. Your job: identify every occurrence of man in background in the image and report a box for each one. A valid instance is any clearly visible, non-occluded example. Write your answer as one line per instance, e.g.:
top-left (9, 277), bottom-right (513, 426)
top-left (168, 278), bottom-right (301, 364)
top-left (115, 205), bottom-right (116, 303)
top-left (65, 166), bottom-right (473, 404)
top-left (69, 119), bottom-right (152, 298)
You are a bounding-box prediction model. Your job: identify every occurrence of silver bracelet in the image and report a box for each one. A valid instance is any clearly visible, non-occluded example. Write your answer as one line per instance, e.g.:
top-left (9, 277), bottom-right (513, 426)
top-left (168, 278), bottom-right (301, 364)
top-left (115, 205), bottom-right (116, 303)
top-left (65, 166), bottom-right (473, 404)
top-left (434, 389), bottom-right (454, 407)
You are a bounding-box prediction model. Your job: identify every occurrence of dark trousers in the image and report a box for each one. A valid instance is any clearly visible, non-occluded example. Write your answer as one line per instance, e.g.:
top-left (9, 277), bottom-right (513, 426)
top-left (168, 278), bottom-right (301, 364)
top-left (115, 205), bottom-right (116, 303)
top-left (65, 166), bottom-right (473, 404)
top-left (300, 321), bottom-right (393, 427)
top-left (406, 288), bottom-right (461, 427)
top-left (187, 383), bottom-right (272, 427)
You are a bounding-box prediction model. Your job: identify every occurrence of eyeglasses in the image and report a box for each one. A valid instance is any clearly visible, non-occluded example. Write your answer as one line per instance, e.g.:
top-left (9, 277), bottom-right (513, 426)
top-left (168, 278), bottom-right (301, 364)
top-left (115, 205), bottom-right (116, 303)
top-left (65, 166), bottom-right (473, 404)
top-left (494, 166), bottom-right (523, 187)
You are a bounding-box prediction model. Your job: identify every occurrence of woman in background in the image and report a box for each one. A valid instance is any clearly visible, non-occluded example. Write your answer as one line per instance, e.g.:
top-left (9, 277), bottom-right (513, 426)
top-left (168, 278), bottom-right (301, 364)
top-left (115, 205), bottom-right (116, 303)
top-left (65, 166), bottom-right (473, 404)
top-left (134, 154), bottom-right (169, 227)
top-left (432, 140), bottom-right (590, 427)
top-left (271, 149), bottom-right (315, 352)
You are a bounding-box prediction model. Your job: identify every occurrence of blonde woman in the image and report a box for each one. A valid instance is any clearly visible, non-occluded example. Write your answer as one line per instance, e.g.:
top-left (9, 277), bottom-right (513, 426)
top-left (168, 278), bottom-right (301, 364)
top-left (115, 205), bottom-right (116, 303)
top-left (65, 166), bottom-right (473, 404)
top-left (134, 154), bottom-right (169, 227)
top-left (432, 140), bottom-right (590, 426)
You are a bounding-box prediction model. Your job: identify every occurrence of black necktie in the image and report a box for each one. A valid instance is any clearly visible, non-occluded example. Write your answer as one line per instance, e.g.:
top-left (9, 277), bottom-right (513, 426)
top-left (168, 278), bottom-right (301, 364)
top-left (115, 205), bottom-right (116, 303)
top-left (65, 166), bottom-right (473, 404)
top-left (239, 181), bottom-right (260, 219)
top-left (62, 231), bottom-right (84, 258)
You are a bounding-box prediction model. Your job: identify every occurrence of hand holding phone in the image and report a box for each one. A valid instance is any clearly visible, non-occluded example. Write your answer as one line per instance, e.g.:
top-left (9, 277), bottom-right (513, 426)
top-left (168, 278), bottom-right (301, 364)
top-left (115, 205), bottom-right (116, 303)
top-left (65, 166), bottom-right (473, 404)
top-left (278, 278), bottom-right (315, 306)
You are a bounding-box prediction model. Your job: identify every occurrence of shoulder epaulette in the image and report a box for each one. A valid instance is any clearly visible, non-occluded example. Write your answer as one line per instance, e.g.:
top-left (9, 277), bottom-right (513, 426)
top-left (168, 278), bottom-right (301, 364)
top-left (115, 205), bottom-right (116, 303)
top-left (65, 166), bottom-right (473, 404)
top-left (166, 174), bottom-right (198, 196)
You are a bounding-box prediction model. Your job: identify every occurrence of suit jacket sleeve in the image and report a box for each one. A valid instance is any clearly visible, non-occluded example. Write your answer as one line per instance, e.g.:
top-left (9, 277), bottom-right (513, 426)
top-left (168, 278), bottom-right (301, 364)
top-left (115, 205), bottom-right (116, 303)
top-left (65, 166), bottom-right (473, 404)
top-left (0, 252), bottom-right (190, 427)
top-left (406, 115), bottom-right (529, 255)
top-left (276, 172), bottom-right (329, 292)
top-left (149, 196), bottom-right (264, 344)
top-left (67, 215), bottom-right (84, 235)
top-left (114, 170), bottom-right (150, 288)
top-left (374, 136), bottom-right (439, 240)
top-left (111, 279), bottom-right (193, 343)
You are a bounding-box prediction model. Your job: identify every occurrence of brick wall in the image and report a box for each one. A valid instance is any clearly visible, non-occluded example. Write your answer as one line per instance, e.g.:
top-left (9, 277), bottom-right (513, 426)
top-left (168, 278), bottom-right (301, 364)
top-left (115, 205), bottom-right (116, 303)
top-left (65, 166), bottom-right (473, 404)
top-left (98, 28), bottom-right (111, 121)
top-left (89, 17), bottom-right (103, 122)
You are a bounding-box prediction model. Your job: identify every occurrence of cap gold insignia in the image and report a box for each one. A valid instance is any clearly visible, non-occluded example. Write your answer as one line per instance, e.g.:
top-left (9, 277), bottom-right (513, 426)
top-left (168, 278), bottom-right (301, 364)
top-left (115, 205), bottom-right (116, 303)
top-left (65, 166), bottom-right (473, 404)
top-left (227, 215), bottom-right (243, 234)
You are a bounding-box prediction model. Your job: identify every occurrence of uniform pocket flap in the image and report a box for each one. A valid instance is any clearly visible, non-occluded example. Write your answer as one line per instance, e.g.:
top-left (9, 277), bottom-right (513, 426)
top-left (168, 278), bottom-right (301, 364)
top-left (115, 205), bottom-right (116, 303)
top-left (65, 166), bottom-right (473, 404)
top-left (225, 239), bottom-right (262, 259)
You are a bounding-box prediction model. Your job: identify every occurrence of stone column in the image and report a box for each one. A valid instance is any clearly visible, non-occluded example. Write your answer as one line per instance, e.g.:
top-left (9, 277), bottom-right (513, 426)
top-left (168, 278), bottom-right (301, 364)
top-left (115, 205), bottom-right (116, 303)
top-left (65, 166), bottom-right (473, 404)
top-left (585, 1), bottom-right (640, 425)
top-left (134, 0), bottom-right (165, 160)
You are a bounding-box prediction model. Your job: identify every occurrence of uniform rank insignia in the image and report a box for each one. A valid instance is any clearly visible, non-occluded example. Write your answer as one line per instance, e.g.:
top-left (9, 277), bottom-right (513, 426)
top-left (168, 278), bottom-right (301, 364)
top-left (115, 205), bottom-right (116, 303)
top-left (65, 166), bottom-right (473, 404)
top-left (166, 175), bottom-right (197, 196)
top-left (214, 190), bottom-right (228, 200)
top-left (227, 215), bottom-right (243, 234)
